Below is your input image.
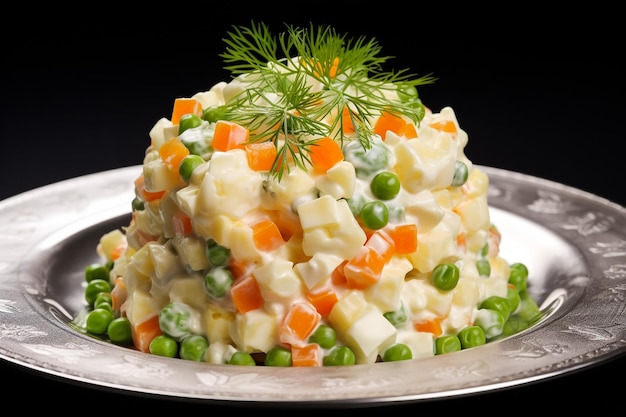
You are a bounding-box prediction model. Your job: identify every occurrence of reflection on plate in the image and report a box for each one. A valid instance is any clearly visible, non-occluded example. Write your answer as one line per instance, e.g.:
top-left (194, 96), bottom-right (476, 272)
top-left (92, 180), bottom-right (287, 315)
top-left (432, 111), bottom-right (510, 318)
top-left (0, 165), bottom-right (625, 407)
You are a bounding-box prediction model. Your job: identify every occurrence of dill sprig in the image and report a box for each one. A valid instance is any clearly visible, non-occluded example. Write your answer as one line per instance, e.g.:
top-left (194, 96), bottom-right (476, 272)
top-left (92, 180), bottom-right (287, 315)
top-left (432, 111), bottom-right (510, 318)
top-left (218, 21), bottom-right (436, 179)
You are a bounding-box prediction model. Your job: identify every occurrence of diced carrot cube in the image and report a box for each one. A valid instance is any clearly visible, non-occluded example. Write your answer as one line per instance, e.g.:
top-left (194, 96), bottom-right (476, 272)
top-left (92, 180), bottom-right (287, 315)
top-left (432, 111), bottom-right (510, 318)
top-left (341, 106), bottom-right (355, 134)
top-left (309, 137), bottom-right (343, 174)
top-left (111, 276), bottom-right (127, 313)
top-left (291, 343), bottom-right (323, 367)
top-left (250, 217), bottom-right (285, 252)
top-left (389, 224), bottom-right (418, 255)
top-left (245, 141), bottom-right (277, 171)
top-left (365, 230), bottom-right (395, 263)
top-left (331, 261), bottom-right (348, 286)
top-left (171, 98), bottom-right (202, 125)
top-left (230, 275), bottom-right (264, 313)
top-left (134, 175), bottom-right (166, 202)
top-left (374, 111), bottom-right (417, 139)
top-left (172, 211), bottom-right (193, 236)
top-left (228, 257), bottom-right (254, 281)
top-left (428, 120), bottom-right (457, 137)
top-left (131, 315), bottom-right (162, 353)
top-left (213, 120), bottom-right (249, 152)
top-left (159, 137), bottom-right (190, 172)
top-left (279, 302), bottom-right (321, 345)
top-left (413, 317), bottom-right (443, 337)
top-left (343, 246), bottom-right (385, 289)
top-left (306, 286), bottom-right (339, 317)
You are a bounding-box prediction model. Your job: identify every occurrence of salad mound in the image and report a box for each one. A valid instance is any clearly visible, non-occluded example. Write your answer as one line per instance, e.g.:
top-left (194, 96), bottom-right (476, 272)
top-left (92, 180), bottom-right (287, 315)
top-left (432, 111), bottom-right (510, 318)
top-left (73, 22), bottom-right (541, 366)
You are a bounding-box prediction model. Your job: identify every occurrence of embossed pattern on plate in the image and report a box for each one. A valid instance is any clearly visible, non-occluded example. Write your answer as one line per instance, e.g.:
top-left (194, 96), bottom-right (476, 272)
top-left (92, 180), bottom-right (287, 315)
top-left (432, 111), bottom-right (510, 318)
top-left (1, 165), bottom-right (625, 407)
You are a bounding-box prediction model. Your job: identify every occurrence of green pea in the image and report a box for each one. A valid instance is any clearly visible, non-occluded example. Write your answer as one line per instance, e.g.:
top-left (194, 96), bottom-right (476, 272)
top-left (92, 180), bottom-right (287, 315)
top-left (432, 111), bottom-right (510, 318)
top-left (179, 335), bottom-right (209, 362)
top-left (178, 113), bottom-right (203, 135)
top-left (202, 105), bottom-right (229, 123)
top-left (94, 293), bottom-right (112, 309)
top-left (323, 346), bottom-right (356, 366)
top-left (85, 308), bottom-right (114, 335)
top-left (397, 83), bottom-right (418, 102)
top-left (346, 196), bottom-right (366, 217)
top-left (159, 302), bottom-right (193, 341)
top-left (458, 325), bottom-right (486, 349)
top-left (85, 263), bottom-right (109, 282)
top-left (204, 267), bottom-right (234, 299)
top-left (506, 286), bottom-right (522, 314)
top-left (308, 324), bottom-right (336, 349)
top-left (516, 290), bottom-right (541, 322)
top-left (264, 346), bottom-right (292, 366)
top-left (360, 201), bottom-right (389, 230)
top-left (179, 154), bottom-right (205, 182)
top-left (479, 295), bottom-right (511, 320)
top-left (431, 263), bottom-right (460, 291)
top-left (131, 197), bottom-right (145, 211)
top-left (474, 308), bottom-right (506, 340)
top-left (501, 315), bottom-right (530, 338)
top-left (342, 139), bottom-right (389, 177)
top-left (229, 351), bottom-right (257, 366)
top-left (206, 239), bottom-right (231, 267)
top-left (370, 171), bottom-right (401, 200)
top-left (382, 343), bottom-right (412, 362)
top-left (451, 161), bottom-right (469, 187)
top-left (476, 259), bottom-right (491, 277)
top-left (107, 317), bottom-right (133, 345)
top-left (508, 263), bottom-right (529, 293)
top-left (85, 279), bottom-right (112, 307)
top-left (383, 304), bottom-right (408, 327)
top-left (435, 335), bottom-right (462, 354)
top-left (149, 334), bottom-right (179, 358)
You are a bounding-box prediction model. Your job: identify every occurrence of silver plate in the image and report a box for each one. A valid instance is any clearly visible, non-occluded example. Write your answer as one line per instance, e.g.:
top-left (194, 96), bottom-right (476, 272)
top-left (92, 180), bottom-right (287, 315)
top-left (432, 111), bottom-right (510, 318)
top-left (1, 165), bottom-right (625, 407)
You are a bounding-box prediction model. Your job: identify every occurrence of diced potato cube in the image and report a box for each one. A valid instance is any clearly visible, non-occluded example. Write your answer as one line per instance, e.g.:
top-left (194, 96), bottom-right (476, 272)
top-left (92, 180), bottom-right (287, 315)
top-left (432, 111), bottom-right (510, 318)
top-left (364, 257), bottom-right (412, 312)
top-left (328, 290), bottom-right (368, 335)
top-left (204, 304), bottom-right (236, 345)
top-left (407, 212), bottom-right (461, 272)
top-left (298, 196), bottom-right (366, 259)
top-left (396, 331), bottom-right (435, 359)
top-left (455, 196), bottom-right (490, 234)
top-left (229, 309), bottom-right (278, 353)
top-left (172, 235), bottom-right (210, 271)
top-left (253, 259), bottom-right (303, 300)
top-left (126, 287), bottom-right (162, 326)
top-left (344, 305), bottom-right (397, 364)
top-left (168, 275), bottom-right (208, 313)
top-left (404, 189), bottom-right (445, 233)
top-left (315, 160), bottom-right (356, 199)
top-left (293, 253), bottom-right (344, 290)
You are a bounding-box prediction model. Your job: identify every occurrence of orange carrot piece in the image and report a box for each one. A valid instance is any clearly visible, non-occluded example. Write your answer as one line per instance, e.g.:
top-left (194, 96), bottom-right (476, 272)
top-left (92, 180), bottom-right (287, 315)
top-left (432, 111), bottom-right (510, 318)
top-left (428, 120), bottom-right (457, 137)
top-left (291, 343), bottom-right (323, 367)
top-left (374, 111), bottom-right (417, 139)
top-left (305, 286), bottom-right (339, 317)
top-left (171, 98), bottom-right (202, 125)
top-left (111, 276), bottom-right (127, 313)
top-left (213, 120), bottom-right (249, 152)
top-left (134, 175), bottom-right (166, 202)
top-left (110, 244), bottom-right (127, 261)
top-left (172, 211), bottom-right (193, 236)
top-left (365, 230), bottom-right (395, 263)
top-left (250, 217), bottom-right (285, 252)
top-left (331, 261), bottom-right (348, 285)
top-left (389, 224), bottom-right (418, 255)
top-left (159, 137), bottom-right (190, 172)
top-left (309, 137), bottom-right (343, 174)
top-left (341, 106), bottom-right (355, 134)
top-left (413, 317), bottom-right (443, 337)
top-left (279, 302), bottom-right (321, 345)
top-left (228, 257), bottom-right (254, 281)
top-left (245, 141), bottom-right (277, 171)
top-left (343, 246), bottom-right (385, 289)
top-left (230, 275), bottom-right (264, 313)
top-left (131, 315), bottom-right (162, 353)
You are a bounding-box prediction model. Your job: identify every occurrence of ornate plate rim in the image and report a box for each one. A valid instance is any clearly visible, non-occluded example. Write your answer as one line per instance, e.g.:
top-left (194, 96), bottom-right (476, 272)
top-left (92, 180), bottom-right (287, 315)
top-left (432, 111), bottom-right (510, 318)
top-left (1, 165), bottom-right (625, 407)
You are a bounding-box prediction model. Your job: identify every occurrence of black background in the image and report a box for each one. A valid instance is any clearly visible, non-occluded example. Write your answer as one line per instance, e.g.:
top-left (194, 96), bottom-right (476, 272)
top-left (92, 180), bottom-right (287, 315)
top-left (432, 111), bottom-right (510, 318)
top-left (2, 5), bottom-right (624, 413)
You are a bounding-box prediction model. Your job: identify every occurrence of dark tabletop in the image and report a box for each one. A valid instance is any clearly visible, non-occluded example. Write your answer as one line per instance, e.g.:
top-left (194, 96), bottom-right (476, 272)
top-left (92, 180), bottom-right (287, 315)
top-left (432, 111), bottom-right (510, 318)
top-left (2, 6), bottom-right (624, 412)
